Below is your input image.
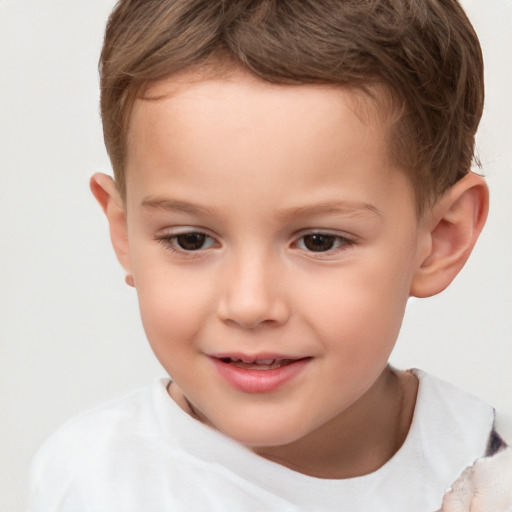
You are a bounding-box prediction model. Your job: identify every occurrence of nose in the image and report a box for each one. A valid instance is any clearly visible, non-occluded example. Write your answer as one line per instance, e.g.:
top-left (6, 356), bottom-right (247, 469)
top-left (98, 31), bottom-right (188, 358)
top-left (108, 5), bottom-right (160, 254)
top-left (217, 252), bottom-right (290, 329)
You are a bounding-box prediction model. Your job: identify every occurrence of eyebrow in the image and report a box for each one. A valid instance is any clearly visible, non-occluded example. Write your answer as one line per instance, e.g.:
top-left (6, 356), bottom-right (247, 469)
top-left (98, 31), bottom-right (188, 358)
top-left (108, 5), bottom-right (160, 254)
top-left (141, 197), bottom-right (219, 217)
top-left (141, 197), bottom-right (381, 220)
top-left (275, 201), bottom-right (382, 221)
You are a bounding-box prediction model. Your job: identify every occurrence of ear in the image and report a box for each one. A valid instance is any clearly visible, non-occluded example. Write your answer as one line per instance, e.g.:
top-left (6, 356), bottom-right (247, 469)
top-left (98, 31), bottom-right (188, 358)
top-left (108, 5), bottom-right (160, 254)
top-left (90, 173), bottom-right (132, 275)
top-left (410, 173), bottom-right (489, 298)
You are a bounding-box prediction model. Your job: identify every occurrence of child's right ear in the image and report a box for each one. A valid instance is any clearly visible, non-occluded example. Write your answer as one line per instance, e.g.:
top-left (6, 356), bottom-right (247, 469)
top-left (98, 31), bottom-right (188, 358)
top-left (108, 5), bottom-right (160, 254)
top-left (90, 173), bottom-right (132, 276)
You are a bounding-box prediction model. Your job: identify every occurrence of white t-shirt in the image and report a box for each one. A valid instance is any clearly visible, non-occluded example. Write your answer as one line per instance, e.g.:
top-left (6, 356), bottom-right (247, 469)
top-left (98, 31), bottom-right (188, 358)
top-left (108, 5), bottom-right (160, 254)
top-left (28, 370), bottom-right (496, 512)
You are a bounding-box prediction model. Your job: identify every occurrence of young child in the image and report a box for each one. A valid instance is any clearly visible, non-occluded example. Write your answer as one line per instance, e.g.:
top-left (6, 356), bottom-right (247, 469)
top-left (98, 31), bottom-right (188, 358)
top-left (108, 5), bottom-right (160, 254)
top-left (28, 0), bottom-right (511, 511)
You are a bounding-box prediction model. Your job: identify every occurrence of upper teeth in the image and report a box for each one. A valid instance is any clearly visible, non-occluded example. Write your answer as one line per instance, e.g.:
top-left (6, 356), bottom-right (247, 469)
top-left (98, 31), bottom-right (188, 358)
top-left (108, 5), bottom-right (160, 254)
top-left (225, 357), bottom-right (276, 364)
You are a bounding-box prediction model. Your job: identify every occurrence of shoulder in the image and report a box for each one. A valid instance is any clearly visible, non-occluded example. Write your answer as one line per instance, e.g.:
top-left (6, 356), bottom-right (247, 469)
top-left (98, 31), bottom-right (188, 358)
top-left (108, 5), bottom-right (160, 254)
top-left (412, 369), bottom-right (511, 448)
top-left (37, 381), bottom-right (159, 451)
top-left (28, 379), bottom-right (173, 510)
top-left (27, 378), bottom-right (269, 511)
top-left (412, 368), bottom-right (495, 429)
top-left (408, 370), bottom-right (496, 471)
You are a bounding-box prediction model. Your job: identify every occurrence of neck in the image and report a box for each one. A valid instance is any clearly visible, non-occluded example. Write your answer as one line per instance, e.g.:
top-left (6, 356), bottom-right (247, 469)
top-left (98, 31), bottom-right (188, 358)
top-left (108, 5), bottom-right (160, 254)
top-left (253, 367), bottom-right (418, 479)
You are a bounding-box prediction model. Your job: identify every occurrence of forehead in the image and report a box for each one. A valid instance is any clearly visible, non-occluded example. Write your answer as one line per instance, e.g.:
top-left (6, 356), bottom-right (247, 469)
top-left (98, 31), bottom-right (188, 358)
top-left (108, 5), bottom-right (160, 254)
top-left (124, 70), bottom-right (413, 218)
top-left (145, 70), bottom-right (390, 122)
top-left (127, 70), bottom-right (393, 161)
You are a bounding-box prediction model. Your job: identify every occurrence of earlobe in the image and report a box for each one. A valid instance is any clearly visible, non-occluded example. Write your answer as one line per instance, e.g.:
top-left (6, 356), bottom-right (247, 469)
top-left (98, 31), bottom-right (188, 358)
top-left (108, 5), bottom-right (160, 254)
top-left (410, 173), bottom-right (489, 298)
top-left (90, 173), bottom-right (132, 274)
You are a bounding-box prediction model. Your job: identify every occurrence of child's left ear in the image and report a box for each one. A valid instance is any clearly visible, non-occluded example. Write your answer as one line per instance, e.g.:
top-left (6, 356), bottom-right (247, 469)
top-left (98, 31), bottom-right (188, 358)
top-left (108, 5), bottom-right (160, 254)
top-left (410, 173), bottom-right (489, 298)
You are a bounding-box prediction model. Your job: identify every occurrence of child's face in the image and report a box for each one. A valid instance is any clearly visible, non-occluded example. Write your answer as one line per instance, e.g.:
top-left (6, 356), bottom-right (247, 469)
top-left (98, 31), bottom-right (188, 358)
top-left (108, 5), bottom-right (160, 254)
top-left (121, 71), bottom-right (429, 447)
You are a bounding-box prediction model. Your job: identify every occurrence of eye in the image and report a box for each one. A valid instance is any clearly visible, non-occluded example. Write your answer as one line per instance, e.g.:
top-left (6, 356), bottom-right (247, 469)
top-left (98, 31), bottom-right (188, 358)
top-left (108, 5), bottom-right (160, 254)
top-left (175, 232), bottom-right (210, 251)
top-left (157, 231), bottom-right (217, 252)
top-left (296, 233), bottom-right (352, 253)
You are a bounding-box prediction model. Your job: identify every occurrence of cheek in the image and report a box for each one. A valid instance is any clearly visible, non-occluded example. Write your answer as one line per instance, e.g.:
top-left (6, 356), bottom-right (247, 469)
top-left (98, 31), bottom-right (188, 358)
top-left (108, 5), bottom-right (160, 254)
top-left (298, 258), bottom-right (411, 358)
top-left (133, 264), bottom-right (212, 361)
top-left (302, 278), bottom-right (408, 401)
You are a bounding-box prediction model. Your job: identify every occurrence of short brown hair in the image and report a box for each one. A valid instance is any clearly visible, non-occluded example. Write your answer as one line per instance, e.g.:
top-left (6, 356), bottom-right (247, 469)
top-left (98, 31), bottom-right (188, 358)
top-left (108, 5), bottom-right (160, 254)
top-left (99, 0), bottom-right (484, 213)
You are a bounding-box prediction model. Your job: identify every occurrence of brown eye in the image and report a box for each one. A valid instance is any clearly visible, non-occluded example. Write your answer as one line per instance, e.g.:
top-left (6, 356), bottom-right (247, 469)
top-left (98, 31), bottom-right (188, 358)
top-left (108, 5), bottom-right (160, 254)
top-left (302, 234), bottom-right (337, 252)
top-left (176, 233), bottom-right (207, 251)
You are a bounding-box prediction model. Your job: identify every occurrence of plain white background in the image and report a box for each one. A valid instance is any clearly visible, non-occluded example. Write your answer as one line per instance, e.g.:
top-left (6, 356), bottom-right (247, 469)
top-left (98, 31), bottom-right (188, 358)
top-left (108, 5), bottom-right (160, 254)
top-left (0, 1), bottom-right (510, 510)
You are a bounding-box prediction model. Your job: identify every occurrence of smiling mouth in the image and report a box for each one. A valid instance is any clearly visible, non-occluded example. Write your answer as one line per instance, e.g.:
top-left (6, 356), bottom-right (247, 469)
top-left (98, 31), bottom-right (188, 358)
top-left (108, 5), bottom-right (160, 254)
top-left (218, 357), bottom-right (300, 370)
top-left (211, 355), bottom-right (311, 393)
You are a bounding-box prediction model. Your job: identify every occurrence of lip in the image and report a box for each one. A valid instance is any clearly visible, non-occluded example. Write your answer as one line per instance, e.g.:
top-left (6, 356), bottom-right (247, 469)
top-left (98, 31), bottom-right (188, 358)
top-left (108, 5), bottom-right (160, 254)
top-left (209, 353), bottom-right (311, 394)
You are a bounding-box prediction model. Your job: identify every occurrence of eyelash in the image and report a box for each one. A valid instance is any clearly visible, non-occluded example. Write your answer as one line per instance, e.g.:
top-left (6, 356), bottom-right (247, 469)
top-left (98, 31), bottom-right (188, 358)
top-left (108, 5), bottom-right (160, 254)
top-left (156, 231), bottom-right (218, 254)
top-left (155, 230), bottom-right (355, 256)
top-left (293, 232), bottom-right (354, 255)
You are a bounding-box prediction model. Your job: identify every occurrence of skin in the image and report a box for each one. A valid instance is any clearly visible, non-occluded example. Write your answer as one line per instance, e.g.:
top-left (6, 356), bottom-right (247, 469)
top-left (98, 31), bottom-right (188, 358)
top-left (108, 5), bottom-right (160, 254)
top-left (92, 70), bottom-right (488, 479)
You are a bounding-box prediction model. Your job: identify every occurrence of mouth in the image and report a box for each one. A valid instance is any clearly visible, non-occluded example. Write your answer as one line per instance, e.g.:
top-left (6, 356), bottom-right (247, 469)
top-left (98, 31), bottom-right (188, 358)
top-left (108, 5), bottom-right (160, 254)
top-left (217, 356), bottom-right (301, 371)
top-left (209, 354), bottom-right (311, 393)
